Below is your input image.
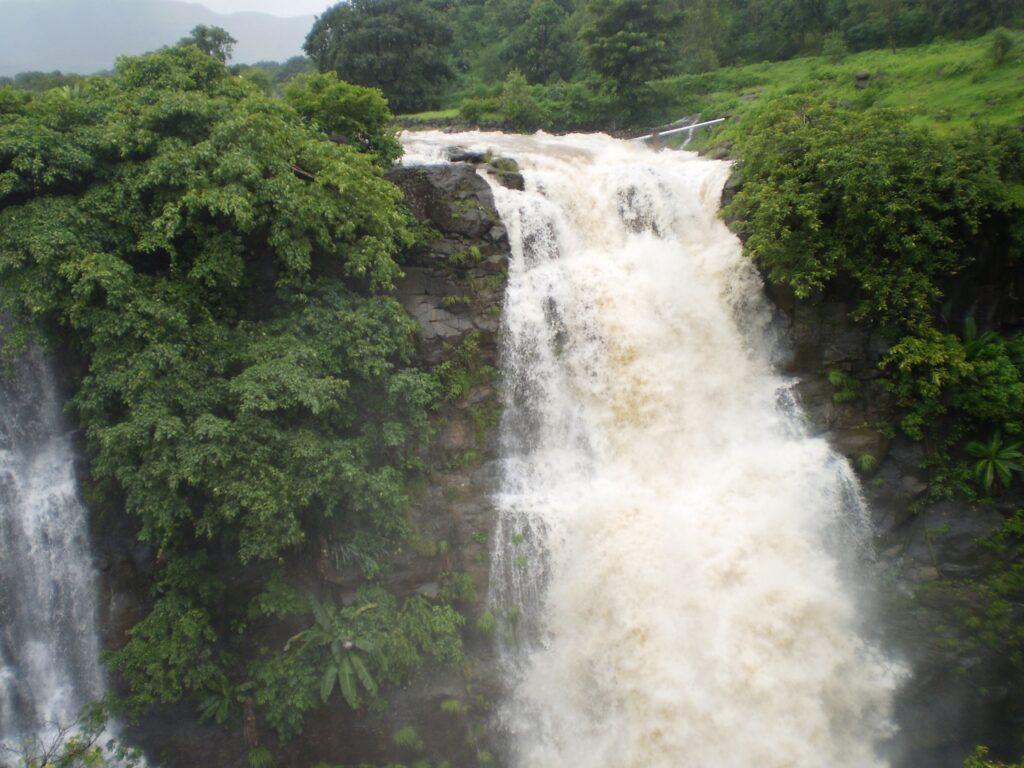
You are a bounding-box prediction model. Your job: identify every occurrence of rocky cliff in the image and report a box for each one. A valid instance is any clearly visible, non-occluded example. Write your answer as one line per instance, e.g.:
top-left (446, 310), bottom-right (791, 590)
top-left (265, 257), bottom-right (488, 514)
top-left (94, 159), bottom-right (512, 768)
top-left (769, 281), bottom-right (1024, 766)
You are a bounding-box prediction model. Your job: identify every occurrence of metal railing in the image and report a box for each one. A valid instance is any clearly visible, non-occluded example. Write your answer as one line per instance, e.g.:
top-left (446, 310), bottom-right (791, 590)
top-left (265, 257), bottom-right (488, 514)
top-left (631, 117), bottom-right (726, 143)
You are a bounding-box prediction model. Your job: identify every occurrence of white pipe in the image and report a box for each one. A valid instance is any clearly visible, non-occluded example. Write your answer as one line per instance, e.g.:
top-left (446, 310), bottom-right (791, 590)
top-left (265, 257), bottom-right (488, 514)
top-left (631, 118), bottom-right (726, 142)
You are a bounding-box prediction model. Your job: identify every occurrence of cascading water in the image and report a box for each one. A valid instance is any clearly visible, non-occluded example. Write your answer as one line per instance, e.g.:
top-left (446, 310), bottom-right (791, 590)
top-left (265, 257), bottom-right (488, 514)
top-left (406, 131), bottom-right (902, 767)
top-left (0, 352), bottom-right (105, 757)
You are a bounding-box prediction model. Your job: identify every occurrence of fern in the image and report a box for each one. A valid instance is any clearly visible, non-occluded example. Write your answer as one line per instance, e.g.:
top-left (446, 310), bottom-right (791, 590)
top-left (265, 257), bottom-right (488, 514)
top-left (248, 747), bottom-right (275, 768)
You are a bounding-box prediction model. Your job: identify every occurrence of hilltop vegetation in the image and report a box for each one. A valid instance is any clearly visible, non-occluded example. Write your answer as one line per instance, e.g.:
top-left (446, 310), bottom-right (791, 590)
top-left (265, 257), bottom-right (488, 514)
top-left (3, 1), bottom-right (1024, 765)
top-left (660, 29), bottom-right (1024, 137)
top-left (338, 0), bottom-right (1023, 128)
top-left (0, 44), bottom-right (467, 757)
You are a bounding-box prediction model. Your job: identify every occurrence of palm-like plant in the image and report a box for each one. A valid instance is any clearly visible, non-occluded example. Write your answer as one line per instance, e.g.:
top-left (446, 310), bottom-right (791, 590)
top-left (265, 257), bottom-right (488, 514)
top-left (962, 316), bottom-right (1001, 361)
top-left (286, 596), bottom-right (379, 709)
top-left (966, 431), bottom-right (1024, 491)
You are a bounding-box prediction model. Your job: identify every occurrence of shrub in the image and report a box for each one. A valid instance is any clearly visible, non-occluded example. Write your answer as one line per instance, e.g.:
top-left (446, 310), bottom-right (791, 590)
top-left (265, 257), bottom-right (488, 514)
top-left (990, 28), bottom-right (1015, 65)
top-left (459, 97), bottom-right (498, 125)
top-left (822, 31), bottom-right (849, 63)
top-left (726, 99), bottom-right (1003, 333)
top-left (500, 69), bottom-right (546, 131)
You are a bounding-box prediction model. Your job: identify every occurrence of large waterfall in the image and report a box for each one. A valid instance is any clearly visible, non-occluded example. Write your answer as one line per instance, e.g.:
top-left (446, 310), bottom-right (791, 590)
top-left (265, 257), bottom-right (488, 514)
top-left (0, 352), bottom-right (104, 756)
top-left (405, 131), bottom-right (901, 767)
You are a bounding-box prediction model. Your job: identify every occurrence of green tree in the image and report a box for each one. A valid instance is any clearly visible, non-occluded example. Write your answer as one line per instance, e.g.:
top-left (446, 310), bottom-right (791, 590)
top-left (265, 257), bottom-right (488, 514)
top-left (501, 0), bottom-right (578, 84)
top-left (0, 45), bottom-right (443, 738)
top-left (178, 24), bottom-right (238, 63)
top-left (283, 72), bottom-right (401, 165)
top-left (578, 0), bottom-right (684, 110)
top-left (929, 0), bottom-right (1022, 40)
top-left (304, 0), bottom-right (455, 114)
top-left (5, 70), bottom-right (84, 93)
top-left (680, 0), bottom-right (723, 72)
top-left (500, 69), bottom-right (546, 130)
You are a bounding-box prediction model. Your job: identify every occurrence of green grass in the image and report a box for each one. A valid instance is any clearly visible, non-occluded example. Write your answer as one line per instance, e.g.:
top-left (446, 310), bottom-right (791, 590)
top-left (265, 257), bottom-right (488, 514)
top-left (404, 31), bottom-right (1023, 139)
top-left (652, 29), bottom-right (1024, 142)
top-left (396, 107), bottom-right (460, 121)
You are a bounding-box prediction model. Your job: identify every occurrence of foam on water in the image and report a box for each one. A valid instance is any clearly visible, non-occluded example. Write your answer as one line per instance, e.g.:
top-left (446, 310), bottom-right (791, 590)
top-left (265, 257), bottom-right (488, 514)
top-left (410, 130), bottom-right (901, 768)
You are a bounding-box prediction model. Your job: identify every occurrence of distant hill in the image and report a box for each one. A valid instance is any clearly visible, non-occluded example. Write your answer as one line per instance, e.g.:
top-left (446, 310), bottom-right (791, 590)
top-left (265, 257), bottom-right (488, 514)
top-left (0, 0), bottom-right (315, 76)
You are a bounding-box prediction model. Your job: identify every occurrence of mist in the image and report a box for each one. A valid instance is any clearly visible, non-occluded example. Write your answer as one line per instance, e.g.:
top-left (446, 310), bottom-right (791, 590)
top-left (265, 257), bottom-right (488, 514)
top-left (0, 0), bottom-right (315, 76)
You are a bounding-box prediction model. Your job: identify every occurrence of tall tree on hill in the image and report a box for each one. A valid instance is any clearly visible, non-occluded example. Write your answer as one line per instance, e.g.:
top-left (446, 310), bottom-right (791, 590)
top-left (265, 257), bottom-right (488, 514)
top-left (304, 0), bottom-right (455, 114)
top-left (178, 24), bottom-right (238, 63)
top-left (680, 0), bottom-right (723, 72)
top-left (927, 0), bottom-right (1023, 38)
top-left (578, 0), bottom-right (683, 112)
top-left (502, 0), bottom-right (578, 83)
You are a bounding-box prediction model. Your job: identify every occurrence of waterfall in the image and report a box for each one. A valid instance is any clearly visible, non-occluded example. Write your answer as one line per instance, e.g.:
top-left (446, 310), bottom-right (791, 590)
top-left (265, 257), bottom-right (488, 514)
top-left (0, 351), bottom-right (105, 757)
top-left (407, 131), bottom-right (902, 767)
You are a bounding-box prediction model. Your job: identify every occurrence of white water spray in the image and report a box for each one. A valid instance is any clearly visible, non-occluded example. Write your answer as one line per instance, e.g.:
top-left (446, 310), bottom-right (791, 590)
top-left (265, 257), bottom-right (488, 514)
top-left (0, 352), bottom-right (105, 758)
top-left (403, 131), bottom-right (900, 767)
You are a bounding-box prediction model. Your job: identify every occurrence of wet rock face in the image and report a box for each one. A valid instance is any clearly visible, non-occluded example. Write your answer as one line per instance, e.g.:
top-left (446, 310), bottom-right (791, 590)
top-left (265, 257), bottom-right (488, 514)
top-left (771, 283), bottom-right (1024, 766)
top-left (387, 164), bottom-right (509, 246)
top-left (386, 164), bottom-right (509, 366)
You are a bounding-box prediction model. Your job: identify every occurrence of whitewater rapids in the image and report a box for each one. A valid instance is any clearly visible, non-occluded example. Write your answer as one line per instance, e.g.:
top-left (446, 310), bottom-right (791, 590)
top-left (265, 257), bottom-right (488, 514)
top-left (403, 131), bottom-right (900, 768)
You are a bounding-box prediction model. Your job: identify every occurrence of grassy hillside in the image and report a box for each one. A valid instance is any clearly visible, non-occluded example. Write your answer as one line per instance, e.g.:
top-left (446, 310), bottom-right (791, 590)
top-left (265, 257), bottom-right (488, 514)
top-left (399, 29), bottom-right (1023, 144)
top-left (654, 28), bottom-right (1024, 142)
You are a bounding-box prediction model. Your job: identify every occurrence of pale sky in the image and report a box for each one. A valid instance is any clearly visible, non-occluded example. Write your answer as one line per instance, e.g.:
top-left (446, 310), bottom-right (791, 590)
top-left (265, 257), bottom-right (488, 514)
top-left (198, 0), bottom-right (333, 17)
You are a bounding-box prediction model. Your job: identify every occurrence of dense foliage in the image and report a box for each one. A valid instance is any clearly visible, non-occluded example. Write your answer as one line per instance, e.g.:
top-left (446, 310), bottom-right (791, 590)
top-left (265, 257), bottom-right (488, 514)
top-left (304, 0), bottom-right (455, 114)
top-left (726, 99), bottom-right (1006, 331)
top-left (332, 0), bottom-right (1022, 123)
top-left (0, 45), bottom-right (462, 744)
top-left (725, 94), bottom-right (1024, 497)
top-left (178, 24), bottom-right (237, 63)
top-left (578, 0), bottom-right (682, 111)
top-left (283, 72), bottom-right (402, 165)
top-left (966, 746), bottom-right (1024, 768)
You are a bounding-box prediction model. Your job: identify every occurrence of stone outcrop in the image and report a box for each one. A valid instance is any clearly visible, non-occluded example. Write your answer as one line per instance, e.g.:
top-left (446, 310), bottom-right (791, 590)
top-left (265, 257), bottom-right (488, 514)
top-left (387, 164), bottom-right (508, 365)
top-left (771, 282), bottom-right (1024, 766)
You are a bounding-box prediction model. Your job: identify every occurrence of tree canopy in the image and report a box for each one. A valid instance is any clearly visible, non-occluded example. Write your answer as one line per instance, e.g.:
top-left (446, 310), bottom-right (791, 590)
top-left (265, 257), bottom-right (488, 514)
top-left (304, 0), bottom-right (455, 114)
top-left (578, 0), bottom-right (684, 111)
top-left (177, 24), bottom-right (238, 63)
top-left (0, 45), bottom-right (458, 740)
top-left (501, 0), bottom-right (578, 84)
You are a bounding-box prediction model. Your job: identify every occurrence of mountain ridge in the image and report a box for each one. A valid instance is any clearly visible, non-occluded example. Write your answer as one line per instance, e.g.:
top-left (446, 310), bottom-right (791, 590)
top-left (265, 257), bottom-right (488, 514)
top-left (0, 0), bottom-right (315, 75)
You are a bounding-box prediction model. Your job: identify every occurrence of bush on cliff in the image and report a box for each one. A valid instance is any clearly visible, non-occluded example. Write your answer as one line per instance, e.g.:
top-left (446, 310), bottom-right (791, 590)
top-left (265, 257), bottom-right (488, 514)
top-left (725, 98), bottom-right (1007, 334)
top-left (0, 46), bottom-right (458, 744)
top-left (726, 97), bottom-right (1024, 488)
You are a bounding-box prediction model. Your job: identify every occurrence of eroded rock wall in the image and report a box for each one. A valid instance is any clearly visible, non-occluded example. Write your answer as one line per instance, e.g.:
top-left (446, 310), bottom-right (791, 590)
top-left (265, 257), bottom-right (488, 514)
top-left (769, 282), bottom-right (1024, 767)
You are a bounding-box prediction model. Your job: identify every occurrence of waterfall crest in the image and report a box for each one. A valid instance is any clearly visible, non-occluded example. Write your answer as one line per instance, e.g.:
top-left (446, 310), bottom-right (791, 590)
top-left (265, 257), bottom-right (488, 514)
top-left (408, 131), bottom-right (900, 767)
top-left (0, 352), bottom-right (104, 753)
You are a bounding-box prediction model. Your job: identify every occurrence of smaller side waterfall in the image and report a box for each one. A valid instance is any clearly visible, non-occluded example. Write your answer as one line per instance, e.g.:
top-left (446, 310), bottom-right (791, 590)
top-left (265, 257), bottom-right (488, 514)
top-left (0, 352), bottom-right (104, 755)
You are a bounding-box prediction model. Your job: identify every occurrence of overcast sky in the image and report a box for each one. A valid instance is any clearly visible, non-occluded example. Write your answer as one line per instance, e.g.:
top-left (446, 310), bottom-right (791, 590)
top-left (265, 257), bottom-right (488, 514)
top-left (198, 0), bottom-right (333, 16)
